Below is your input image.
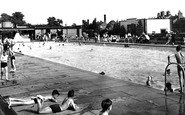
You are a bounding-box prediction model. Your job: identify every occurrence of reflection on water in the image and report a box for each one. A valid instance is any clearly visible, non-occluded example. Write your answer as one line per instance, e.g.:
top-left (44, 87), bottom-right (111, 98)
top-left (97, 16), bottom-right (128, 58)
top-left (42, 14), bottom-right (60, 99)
top-left (165, 95), bottom-right (185, 115)
top-left (178, 95), bottom-right (185, 115)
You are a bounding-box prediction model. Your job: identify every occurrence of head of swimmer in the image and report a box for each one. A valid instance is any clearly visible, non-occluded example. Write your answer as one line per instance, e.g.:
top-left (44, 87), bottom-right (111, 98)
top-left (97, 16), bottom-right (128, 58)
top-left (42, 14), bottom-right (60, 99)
top-left (67, 90), bottom-right (74, 98)
top-left (176, 45), bottom-right (182, 52)
top-left (52, 90), bottom-right (60, 99)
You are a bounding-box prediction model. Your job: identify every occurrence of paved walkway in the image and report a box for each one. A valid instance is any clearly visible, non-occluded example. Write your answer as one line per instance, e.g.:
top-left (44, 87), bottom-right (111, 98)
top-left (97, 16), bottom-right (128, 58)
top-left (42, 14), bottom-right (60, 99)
top-left (0, 53), bottom-right (185, 115)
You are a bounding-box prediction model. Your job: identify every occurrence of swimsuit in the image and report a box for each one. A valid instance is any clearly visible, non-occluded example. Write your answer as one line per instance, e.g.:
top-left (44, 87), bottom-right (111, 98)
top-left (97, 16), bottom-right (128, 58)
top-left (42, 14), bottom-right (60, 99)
top-left (49, 104), bottom-right (62, 113)
top-left (33, 98), bottom-right (38, 104)
top-left (1, 54), bottom-right (8, 68)
top-left (1, 62), bottom-right (7, 68)
top-left (11, 56), bottom-right (15, 60)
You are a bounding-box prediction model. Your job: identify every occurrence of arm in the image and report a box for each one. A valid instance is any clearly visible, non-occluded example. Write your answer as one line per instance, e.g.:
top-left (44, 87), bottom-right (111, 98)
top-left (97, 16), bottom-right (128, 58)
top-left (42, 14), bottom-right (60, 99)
top-left (48, 97), bottom-right (57, 102)
top-left (69, 99), bottom-right (79, 111)
top-left (38, 95), bottom-right (57, 103)
top-left (168, 54), bottom-right (175, 64)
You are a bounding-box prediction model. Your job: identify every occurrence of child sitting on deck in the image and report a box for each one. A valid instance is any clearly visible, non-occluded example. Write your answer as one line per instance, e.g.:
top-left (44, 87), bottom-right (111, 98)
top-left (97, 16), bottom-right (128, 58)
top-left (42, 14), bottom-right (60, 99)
top-left (36, 89), bottom-right (79, 114)
top-left (99, 98), bottom-right (112, 115)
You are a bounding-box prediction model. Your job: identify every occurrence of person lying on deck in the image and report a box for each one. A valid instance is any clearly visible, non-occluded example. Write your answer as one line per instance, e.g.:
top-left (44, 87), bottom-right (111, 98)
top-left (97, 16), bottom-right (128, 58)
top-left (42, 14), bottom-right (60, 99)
top-left (36, 89), bottom-right (79, 114)
top-left (7, 90), bottom-right (60, 108)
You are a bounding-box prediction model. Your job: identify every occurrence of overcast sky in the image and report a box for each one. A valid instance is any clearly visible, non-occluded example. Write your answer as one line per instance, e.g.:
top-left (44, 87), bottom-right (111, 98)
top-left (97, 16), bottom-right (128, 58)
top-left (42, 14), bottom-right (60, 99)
top-left (0, 0), bottom-right (184, 25)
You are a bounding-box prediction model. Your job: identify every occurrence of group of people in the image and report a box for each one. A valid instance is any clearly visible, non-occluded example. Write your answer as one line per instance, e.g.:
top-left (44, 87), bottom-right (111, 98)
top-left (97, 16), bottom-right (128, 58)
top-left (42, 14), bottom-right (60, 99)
top-left (0, 37), bottom-right (16, 81)
top-left (6, 89), bottom-right (113, 115)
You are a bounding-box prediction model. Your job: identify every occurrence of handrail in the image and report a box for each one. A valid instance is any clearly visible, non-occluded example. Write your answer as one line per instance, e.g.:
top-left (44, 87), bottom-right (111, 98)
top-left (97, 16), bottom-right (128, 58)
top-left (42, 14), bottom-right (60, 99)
top-left (164, 62), bottom-right (185, 96)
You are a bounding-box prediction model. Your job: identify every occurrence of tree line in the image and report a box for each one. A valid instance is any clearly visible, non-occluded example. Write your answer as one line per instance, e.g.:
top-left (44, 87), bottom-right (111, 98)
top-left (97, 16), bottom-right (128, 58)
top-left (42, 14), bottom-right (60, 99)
top-left (82, 19), bottom-right (127, 37)
top-left (0, 12), bottom-right (63, 27)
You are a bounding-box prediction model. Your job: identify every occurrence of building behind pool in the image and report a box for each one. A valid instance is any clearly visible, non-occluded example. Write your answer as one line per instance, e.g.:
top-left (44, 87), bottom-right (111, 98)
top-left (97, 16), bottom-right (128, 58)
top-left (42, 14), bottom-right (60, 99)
top-left (120, 18), bottom-right (172, 35)
top-left (119, 10), bottom-right (185, 35)
top-left (0, 22), bottom-right (82, 42)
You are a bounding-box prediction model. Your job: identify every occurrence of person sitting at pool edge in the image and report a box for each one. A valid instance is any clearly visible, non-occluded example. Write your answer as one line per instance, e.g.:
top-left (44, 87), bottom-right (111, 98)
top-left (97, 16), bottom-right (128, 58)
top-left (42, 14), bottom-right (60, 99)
top-left (99, 98), bottom-right (112, 115)
top-left (36, 89), bottom-right (79, 114)
top-left (7, 89), bottom-right (60, 108)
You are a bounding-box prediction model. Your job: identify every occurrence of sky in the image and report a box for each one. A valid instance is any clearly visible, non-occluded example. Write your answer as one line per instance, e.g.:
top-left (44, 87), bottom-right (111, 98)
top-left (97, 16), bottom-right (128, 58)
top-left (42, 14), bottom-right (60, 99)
top-left (0, 0), bottom-right (185, 25)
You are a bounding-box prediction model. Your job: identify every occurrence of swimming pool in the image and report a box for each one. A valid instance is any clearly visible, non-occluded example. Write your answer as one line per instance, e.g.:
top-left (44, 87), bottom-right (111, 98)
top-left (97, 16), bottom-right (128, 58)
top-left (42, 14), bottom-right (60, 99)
top-left (14, 42), bottom-right (182, 90)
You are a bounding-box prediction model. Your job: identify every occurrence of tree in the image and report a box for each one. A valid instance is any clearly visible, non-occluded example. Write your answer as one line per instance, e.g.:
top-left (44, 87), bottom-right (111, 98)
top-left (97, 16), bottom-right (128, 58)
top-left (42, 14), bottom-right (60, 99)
top-left (88, 18), bottom-right (103, 34)
top-left (119, 25), bottom-right (126, 37)
top-left (47, 17), bottom-right (57, 26)
top-left (136, 20), bottom-right (143, 35)
top-left (82, 20), bottom-right (90, 30)
top-left (106, 20), bottom-right (116, 30)
top-left (173, 19), bottom-right (185, 33)
top-left (0, 13), bottom-right (12, 22)
top-left (12, 12), bottom-right (26, 26)
top-left (47, 17), bottom-right (63, 27)
top-left (57, 19), bottom-right (63, 26)
top-left (106, 20), bottom-right (125, 36)
top-left (71, 23), bottom-right (77, 27)
top-left (127, 24), bottom-right (137, 35)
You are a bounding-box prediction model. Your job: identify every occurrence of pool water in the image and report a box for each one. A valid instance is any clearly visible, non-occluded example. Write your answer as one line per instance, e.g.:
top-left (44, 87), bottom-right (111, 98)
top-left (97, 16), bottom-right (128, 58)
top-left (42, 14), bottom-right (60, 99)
top-left (14, 42), bottom-right (183, 90)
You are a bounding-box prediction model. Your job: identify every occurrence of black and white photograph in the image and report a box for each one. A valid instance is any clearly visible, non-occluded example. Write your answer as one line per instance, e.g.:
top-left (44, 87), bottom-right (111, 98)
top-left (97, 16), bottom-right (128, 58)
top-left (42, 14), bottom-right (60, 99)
top-left (0, 0), bottom-right (185, 114)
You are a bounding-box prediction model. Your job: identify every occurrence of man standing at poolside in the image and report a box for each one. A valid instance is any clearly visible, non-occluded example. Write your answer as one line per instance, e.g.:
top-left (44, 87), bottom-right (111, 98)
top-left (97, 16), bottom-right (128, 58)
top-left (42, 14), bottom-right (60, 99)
top-left (175, 45), bottom-right (185, 93)
top-left (169, 45), bottom-right (185, 93)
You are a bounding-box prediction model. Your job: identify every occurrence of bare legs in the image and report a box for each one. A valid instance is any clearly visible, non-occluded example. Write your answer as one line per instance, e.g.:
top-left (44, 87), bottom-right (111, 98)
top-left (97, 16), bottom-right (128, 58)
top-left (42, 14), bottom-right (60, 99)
top-left (178, 70), bottom-right (184, 93)
top-left (11, 59), bottom-right (16, 71)
top-left (36, 97), bottom-right (53, 114)
top-left (1, 68), bottom-right (3, 79)
top-left (7, 97), bottom-right (35, 108)
top-left (5, 66), bottom-right (8, 80)
top-left (1, 67), bottom-right (8, 80)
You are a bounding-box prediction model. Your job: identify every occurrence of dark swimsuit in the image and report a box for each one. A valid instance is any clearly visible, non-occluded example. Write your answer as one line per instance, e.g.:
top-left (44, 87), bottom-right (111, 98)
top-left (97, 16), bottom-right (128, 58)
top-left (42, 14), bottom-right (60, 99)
top-left (33, 98), bottom-right (38, 104)
top-left (1, 62), bottom-right (7, 68)
top-left (11, 55), bottom-right (15, 60)
top-left (49, 104), bottom-right (62, 113)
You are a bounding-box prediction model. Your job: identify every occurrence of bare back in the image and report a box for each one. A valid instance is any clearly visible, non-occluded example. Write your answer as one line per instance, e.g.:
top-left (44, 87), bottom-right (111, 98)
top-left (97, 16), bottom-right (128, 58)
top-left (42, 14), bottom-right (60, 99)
top-left (60, 97), bottom-right (75, 110)
top-left (175, 52), bottom-right (184, 64)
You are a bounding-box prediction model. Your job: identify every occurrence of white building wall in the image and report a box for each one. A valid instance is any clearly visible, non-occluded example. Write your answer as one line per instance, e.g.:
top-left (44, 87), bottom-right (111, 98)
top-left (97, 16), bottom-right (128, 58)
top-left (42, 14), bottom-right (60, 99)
top-left (146, 19), bottom-right (171, 34)
top-left (63, 29), bottom-right (77, 37)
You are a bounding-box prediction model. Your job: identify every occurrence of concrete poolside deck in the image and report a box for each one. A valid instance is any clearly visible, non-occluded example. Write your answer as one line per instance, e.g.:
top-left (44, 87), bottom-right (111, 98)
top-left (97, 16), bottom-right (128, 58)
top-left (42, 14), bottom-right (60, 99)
top-left (0, 53), bottom-right (185, 115)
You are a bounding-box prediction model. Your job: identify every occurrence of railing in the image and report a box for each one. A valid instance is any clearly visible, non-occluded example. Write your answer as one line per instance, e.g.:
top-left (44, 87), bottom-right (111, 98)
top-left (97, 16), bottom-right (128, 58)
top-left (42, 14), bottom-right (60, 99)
top-left (164, 56), bottom-right (185, 96)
